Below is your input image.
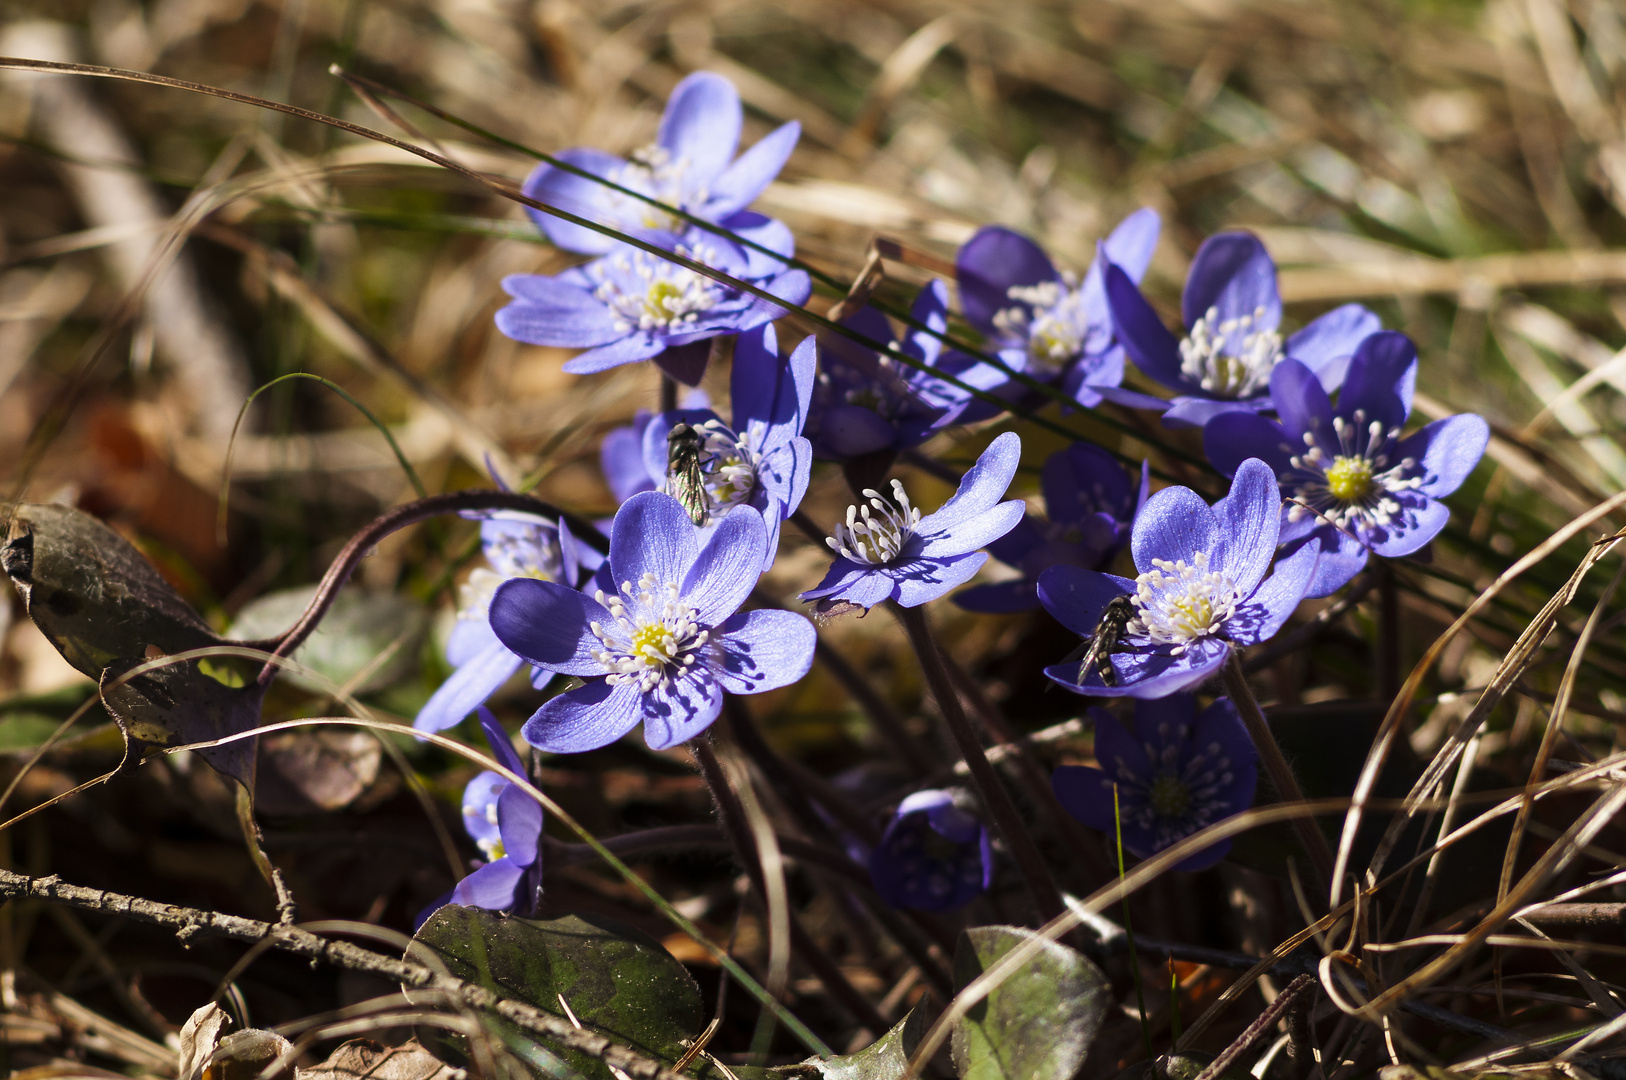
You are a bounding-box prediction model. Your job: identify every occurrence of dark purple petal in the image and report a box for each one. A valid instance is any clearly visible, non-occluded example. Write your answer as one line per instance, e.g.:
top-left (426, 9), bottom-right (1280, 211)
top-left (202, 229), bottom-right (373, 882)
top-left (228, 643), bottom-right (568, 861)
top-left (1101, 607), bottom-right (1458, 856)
top-left (1161, 397), bottom-right (1260, 429)
top-left (478, 706), bottom-right (527, 778)
top-left (1130, 485), bottom-right (1219, 574)
top-left (1095, 384), bottom-right (1174, 411)
top-left (710, 609), bottom-right (815, 695)
top-left (521, 147), bottom-right (634, 255)
top-left (1051, 764), bottom-right (1117, 834)
top-left (522, 678), bottom-right (645, 752)
top-left (1203, 411), bottom-right (1293, 480)
top-left (682, 510), bottom-right (767, 625)
top-left (640, 666), bottom-right (724, 749)
top-left (1337, 331), bottom-right (1416, 435)
top-left (1042, 442), bottom-right (1131, 524)
top-left (955, 226), bottom-right (1059, 333)
top-left (1036, 565), bottom-right (1134, 636)
top-left (953, 580), bottom-right (1039, 613)
top-left (706, 121), bottom-right (800, 218)
top-left (1287, 528), bottom-right (1369, 599)
top-left (657, 72), bottom-right (741, 186)
top-left (902, 280), bottom-right (950, 367)
top-left (813, 404), bottom-right (896, 458)
top-left (1366, 494), bottom-right (1450, 557)
top-left (1210, 458), bottom-right (1283, 595)
top-left (496, 783), bottom-right (543, 867)
top-left (449, 858), bottom-right (526, 911)
top-left (608, 492), bottom-right (701, 594)
top-left (891, 551), bottom-right (988, 608)
top-left (1285, 303), bottom-right (1381, 384)
top-left (1400, 414), bottom-right (1489, 498)
top-left (490, 579), bottom-right (607, 676)
top-left (985, 513), bottom-right (1042, 567)
top-left (1105, 264), bottom-right (1185, 390)
top-left (1225, 541), bottom-right (1317, 646)
top-left (650, 340), bottom-right (712, 385)
top-left (1268, 358), bottom-right (1336, 444)
top-left (1181, 232), bottom-right (1280, 336)
top-left (918, 502), bottom-right (1024, 559)
top-left (561, 335), bottom-right (665, 374)
top-left (915, 431), bottom-right (1023, 535)
top-left (602, 412), bottom-right (658, 503)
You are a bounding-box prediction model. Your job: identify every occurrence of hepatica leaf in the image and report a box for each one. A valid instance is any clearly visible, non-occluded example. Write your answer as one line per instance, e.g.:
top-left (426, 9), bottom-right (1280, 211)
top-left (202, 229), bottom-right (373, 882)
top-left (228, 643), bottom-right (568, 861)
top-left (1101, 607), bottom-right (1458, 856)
top-left (950, 925), bottom-right (1111, 1080)
top-left (411, 907), bottom-right (720, 1080)
top-left (813, 1006), bottom-right (929, 1079)
top-left (229, 583), bottom-right (427, 694)
top-left (2, 503), bottom-right (265, 784)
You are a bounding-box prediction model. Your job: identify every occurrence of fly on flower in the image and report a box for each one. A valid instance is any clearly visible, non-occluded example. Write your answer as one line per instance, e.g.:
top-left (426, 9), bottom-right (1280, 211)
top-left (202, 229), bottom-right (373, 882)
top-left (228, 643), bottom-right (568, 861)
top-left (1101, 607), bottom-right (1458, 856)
top-left (1072, 594), bottom-right (1134, 687)
top-left (665, 422), bottom-right (709, 526)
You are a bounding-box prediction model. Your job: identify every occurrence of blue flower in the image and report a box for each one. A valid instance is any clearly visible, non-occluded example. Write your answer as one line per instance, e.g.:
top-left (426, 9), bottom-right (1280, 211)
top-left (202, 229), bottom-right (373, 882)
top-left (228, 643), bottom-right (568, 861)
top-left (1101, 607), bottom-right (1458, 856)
top-left (494, 230), bottom-right (810, 381)
top-left (804, 281), bottom-right (969, 461)
top-left (414, 708), bottom-right (543, 927)
top-left (869, 790), bottom-right (992, 911)
top-left (949, 208), bottom-right (1160, 413)
top-left (1038, 458), bottom-right (1318, 698)
top-left (490, 491), bottom-right (815, 752)
top-left (415, 512), bottom-right (599, 733)
top-left (520, 72), bottom-right (800, 255)
top-left (956, 441), bottom-right (1148, 613)
top-left (601, 410), bottom-right (658, 504)
top-left (641, 324), bottom-right (816, 569)
top-left (1052, 695), bottom-right (1256, 872)
top-left (1104, 232), bottom-right (1381, 428)
top-left (800, 431), bottom-right (1025, 611)
top-left (1203, 331), bottom-right (1489, 598)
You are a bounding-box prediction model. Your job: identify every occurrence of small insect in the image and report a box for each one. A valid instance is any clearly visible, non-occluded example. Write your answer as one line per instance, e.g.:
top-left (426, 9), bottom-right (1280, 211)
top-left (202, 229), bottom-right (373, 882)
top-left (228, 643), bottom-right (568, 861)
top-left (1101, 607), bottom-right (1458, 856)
top-left (1071, 594), bottom-right (1134, 687)
top-left (666, 422), bottom-right (710, 526)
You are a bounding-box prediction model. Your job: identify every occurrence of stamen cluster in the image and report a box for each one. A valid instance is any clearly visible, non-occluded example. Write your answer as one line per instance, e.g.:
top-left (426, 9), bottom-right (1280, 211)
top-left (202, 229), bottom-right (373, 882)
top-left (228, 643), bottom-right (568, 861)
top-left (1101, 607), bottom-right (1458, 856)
top-left (694, 418), bottom-right (761, 513)
top-left (1111, 721), bottom-right (1239, 851)
top-left (588, 573), bottom-right (709, 693)
top-left (1177, 305), bottom-right (1283, 400)
top-left (590, 246), bottom-right (722, 333)
top-left (828, 480), bottom-right (920, 566)
top-left (1128, 551), bottom-right (1244, 655)
top-left (1283, 409), bottom-right (1424, 532)
top-left (990, 278), bottom-right (1087, 378)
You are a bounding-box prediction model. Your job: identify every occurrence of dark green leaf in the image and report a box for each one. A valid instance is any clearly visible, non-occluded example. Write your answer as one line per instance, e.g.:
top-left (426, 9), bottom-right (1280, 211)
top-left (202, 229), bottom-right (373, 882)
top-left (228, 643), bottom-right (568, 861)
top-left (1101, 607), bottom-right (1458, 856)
top-left (810, 1006), bottom-right (929, 1080)
top-left (950, 925), bottom-right (1111, 1080)
top-left (2, 503), bottom-right (264, 784)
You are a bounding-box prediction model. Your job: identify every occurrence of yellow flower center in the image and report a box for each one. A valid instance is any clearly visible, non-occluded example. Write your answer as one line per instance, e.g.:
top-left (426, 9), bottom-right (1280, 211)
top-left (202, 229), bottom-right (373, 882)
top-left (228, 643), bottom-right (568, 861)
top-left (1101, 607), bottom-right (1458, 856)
top-left (1149, 774), bottom-right (1191, 818)
top-left (1324, 455), bottom-right (1374, 503)
top-left (1168, 594), bottom-right (1215, 636)
top-left (630, 622), bottom-right (681, 664)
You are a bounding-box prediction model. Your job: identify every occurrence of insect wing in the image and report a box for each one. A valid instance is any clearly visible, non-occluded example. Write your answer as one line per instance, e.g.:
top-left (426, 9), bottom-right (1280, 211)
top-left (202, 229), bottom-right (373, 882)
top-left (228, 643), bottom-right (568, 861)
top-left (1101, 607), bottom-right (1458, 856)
top-left (666, 423), bottom-right (710, 526)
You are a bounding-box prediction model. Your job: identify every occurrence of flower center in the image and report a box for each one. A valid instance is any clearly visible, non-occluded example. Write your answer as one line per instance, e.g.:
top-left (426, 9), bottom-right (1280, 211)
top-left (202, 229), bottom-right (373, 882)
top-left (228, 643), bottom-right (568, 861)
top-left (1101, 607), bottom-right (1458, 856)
top-left (589, 574), bottom-right (709, 692)
top-left (1110, 732), bottom-right (1241, 851)
top-left (827, 479), bottom-right (920, 566)
top-left (991, 280), bottom-right (1086, 379)
top-left (591, 247), bottom-right (723, 334)
top-left (611, 143), bottom-right (697, 230)
top-left (457, 531), bottom-right (560, 622)
top-left (1128, 550), bottom-right (1243, 655)
top-left (1149, 773), bottom-right (1191, 817)
top-left (1177, 305), bottom-right (1282, 399)
top-left (1284, 410), bottom-right (1425, 533)
top-left (696, 419), bottom-right (760, 513)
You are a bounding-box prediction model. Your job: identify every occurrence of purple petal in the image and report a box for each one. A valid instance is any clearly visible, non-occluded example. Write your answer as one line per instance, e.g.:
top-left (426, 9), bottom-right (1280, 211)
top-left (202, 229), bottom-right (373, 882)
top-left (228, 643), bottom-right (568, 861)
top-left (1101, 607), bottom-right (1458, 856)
top-left (955, 226), bottom-right (1059, 333)
top-left (1042, 441), bottom-right (1133, 523)
top-left (1095, 708), bottom-right (1153, 784)
top-left (1095, 384), bottom-right (1174, 411)
top-left (1162, 397), bottom-right (1260, 429)
top-left (496, 783), bottom-right (543, 867)
top-left (447, 616), bottom-right (500, 668)
top-left (490, 579), bottom-right (608, 676)
top-left (1105, 264), bottom-right (1185, 390)
top-left (1181, 232), bottom-right (1280, 336)
top-left (1400, 414), bottom-right (1489, 498)
top-left (1367, 494), bottom-right (1450, 557)
top-left (461, 769), bottom-right (507, 848)
top-left (916, 431), bottom-right (1022, 535)
top-left (1269, 358), bottom-right (1336, 444)
top-left (1210, 458), bottom-right (1283, 595)
top-left (561, 335), bottom-right (665, 374)
top-left (1285, 303), bottom-right (1381, 385)
top-left (1338, 331), bottom-right (1416, 435)
top-left (521, 678), bottom-right (645, 752)
top-left (892, 551), bottom-right (988, 608)
top-left (706, 121), bottom-right (800, 219)
top-left (1192, 697), bottom-right (1257, 814)
top-left (658, 72), bottom-right (742, 187)
top-left (651, 340), bottom-right (711, 385)
top-left (901, 280), bottom-right (950, 367)
top-left (640, 667), bottom-right (724, 749)
top-left (450, 858), bottom-right (526, 911)
top-left (1203, 411), bottom-right (1293, 480)
top-left (954, 580), bottom-right (1040, 613)
top-left (521, 147), bottom-right (636, 255)
top-left (494, 289), bottom-right (620, 348)
top-left (813, 404), bottom-right (897, 458)
top-left (1101, 208), bottom-right (1161, 281)
top-left (477, 707), bottom-right (527, 777)
top-left (730, 323), bottom-right (784, 431)
top-left (918, 502), bottom-right (1024, 558)
top-left (1288, 528), bottom-right (1369, 599)
top-left (682, 510), bottom-right (767, 625)
top-left (1114, 640), bottom-right (1230, 699)
top-left (1225, 541), bottom-right (1317, 646)
top-left (985, 513), bottom-right (1042, 566)
top-left (1130, 485), bottom-right (1218, 574)
top-left (1036, 565), bottom-right (1134, 636)
top-left (1051, 764), bottom-right (1117, 833)
top-left (602, 413), bottom-right (658, 503)
top-left (722, 212), bottom-right (797, 279)
top-left (710, 609), bottom-right (815, 694)
top-left (609, 492), bottom-right (701, 593)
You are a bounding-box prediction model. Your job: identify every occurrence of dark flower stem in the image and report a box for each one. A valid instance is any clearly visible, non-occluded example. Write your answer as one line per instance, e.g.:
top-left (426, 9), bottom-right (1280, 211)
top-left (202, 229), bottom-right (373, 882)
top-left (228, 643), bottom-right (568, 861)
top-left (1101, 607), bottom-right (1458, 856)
top-left (659, 371), bottom-right (677, 412)
top-left (1191, 973), bottom-right (1316, 1080)
top-left (892, 603), bottom-right (1069, 929)
top-left (690, 734), bottom-right (892, 1035)
top-left (1378, 562), bottom-right (1400, 703)
top-left (1220, 650), bottom-right (1336, 899)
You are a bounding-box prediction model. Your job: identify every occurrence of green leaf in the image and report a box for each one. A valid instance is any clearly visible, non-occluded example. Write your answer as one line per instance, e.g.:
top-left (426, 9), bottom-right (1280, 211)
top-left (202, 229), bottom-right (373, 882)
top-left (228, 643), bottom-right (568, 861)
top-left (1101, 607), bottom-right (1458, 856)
top-left (809, 1006), bottom-right (929, 1079)
top-left (950, 926), bottom-right (1111, 1080)
top-left (2, 503), bottom-right (264, 784)
top-left (228, 583), bottom-right (427, 695)
top-left (411, 906), bottom-right (726, 1080)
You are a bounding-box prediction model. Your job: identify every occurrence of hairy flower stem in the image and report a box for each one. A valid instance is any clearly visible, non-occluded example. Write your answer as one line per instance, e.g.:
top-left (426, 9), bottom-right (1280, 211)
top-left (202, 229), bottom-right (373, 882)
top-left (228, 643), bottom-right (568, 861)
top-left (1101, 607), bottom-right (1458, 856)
top-left (892, 603), bottom-right (1069, 930)
top-left (690, 735), bottom-right (892, 1035)
top-left (1220, 650), bottom-right (1336, 899)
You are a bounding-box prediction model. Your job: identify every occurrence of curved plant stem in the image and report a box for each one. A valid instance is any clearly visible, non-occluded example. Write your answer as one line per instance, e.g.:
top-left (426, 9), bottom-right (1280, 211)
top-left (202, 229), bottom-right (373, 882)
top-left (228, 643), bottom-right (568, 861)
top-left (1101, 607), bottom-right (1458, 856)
top-left (1220, 649), bottom-right (1336, 900)
top-left (892, 603), bottom-right (1068, 929)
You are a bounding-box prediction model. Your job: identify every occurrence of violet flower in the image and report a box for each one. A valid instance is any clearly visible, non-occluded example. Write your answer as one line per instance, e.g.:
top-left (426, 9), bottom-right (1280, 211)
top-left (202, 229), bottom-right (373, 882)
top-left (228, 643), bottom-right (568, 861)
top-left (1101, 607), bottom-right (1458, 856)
top-left (801, 431), bottom-right (1025, 611)
top-left (1105, 232), bottom-right (1381, 427)
top-left (1204, 331), bottom-right (1488, 598)
top-left (641, 323), bottom-right (815, 568)
top-left (804, 281), bottom-right (969, 462)
top-left (1052, 695), bottom-right (1256, 872)
top-left (956, 441), bottom-right (1148, 614)
top-left (950, 208), bottom-right (1160, 413)
top-left (494, 230), bottom-right (810, 383)
top-left (601, 410), bottom-right (658, 504)
top-left (869, 790), bottom-right (992, 911)
top-left (1038, 458), bottom-right (1318, 698)
top-left (415, 512), bottom-right (597, 733)
top-left (490, 491), bottom-right (815, 752)
top-left (520, 72), bottom-right (800, 256)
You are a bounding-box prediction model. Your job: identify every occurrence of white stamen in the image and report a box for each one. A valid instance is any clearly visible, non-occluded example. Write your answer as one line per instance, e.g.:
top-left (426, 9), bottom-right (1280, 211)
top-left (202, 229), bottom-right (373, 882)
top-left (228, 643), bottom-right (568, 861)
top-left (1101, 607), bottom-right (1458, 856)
top-left (1177, 305), bottom-right (1282, 399)
top-left (826, 479), bottom-right (920, 566)
top-left (1126, 550), bottom-right (1243, 656)
top-left (1281, 408), bottom-right (1425, 533)
top-left (588, 573), bottom-right (709, 693)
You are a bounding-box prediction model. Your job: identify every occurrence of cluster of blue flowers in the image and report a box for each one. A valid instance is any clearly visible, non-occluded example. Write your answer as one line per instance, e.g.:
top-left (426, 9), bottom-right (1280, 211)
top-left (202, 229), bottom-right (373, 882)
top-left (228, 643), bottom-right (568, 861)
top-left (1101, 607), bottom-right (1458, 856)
top-left (421, 71), bottom-right (1489, 914)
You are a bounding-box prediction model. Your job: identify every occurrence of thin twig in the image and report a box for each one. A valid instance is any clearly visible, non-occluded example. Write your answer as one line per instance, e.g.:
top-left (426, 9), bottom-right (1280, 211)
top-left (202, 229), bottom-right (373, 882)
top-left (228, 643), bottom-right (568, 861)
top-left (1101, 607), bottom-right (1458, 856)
top-left (1192, 974), bottom-right (1317, 1080)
